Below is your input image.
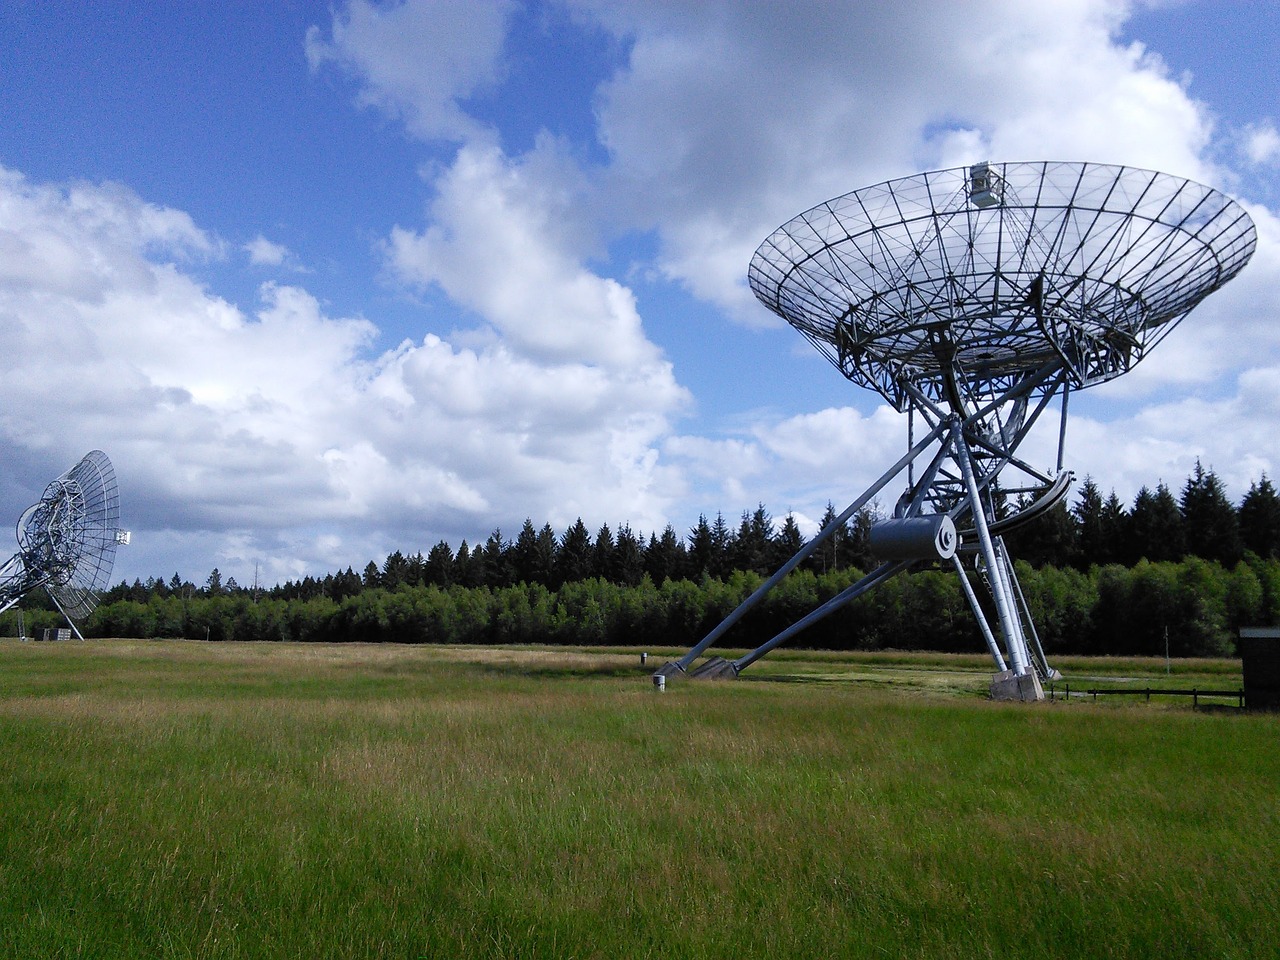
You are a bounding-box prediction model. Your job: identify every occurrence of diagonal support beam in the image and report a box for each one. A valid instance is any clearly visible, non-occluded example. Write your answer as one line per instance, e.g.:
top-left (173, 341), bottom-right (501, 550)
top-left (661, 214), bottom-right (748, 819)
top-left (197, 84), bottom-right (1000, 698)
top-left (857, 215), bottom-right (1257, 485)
top-left (662, 417), bottom-right (950, 675)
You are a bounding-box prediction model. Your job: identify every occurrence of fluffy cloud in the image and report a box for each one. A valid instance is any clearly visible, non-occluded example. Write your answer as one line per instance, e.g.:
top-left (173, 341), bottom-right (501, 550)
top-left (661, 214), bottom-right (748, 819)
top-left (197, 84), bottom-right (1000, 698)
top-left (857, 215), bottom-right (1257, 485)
top-left (244, 235), bottom-right (292, 268)
top-left (579, 0), bottom-right (1218, 320)
top-left (306, 0), bottom-right (514, 143)
top-left (386, 141), bottom-right (661, 368)
top-left (6, 0), bottom-right (1279, 588)
top-left (1243, 122), bottom-right (1280, 168)
top-left (0, 164), bottom-right (688, 582)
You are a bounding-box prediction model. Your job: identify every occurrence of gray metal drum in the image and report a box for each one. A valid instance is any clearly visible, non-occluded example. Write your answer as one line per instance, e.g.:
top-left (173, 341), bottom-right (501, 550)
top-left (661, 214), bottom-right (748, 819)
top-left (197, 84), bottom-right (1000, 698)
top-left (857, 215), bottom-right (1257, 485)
top-left (869, 515), bottom-right (958, 561)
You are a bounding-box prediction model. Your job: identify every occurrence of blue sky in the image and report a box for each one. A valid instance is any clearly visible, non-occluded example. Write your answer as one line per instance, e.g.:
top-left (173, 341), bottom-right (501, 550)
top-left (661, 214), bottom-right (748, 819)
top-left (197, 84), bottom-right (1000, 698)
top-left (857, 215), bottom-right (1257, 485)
top-left (2, 0), bottom-right (1279, 587)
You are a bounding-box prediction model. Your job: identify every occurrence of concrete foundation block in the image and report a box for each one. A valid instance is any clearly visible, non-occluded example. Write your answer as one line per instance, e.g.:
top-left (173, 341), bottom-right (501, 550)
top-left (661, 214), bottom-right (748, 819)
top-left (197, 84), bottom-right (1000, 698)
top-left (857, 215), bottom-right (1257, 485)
top-left (990, 669), bottom-right (1045, 701)
top-left (689, 656), bottom-right (740, 680)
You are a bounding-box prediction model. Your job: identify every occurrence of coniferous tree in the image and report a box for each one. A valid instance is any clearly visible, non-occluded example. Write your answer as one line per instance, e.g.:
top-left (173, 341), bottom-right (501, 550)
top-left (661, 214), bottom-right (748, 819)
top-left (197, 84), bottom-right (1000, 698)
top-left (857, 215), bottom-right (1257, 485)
top-left (361, 561), bottom-right (381, 589)
top-left (1072, 477), bottom-right (1105, 568)
top-left (708, 512), bottom-right (733, 579)
top-left (687, 514), bottom-right (715, 580)
top-left (592, 524), bottom-right (615, 580)
top-left (511, 519), bottom-right (542, 585)
top-left (424, 541), bottom-right (455, 587)
top-left (405, 551), bottom-right (426, 587)
top-left (1240, 475), bottom-right (1280, 559)
top-left (1099, 491), bottom-right (1128, 567)
top-left (732, 503), bottom-right (774, 574)
top-left (557, 519), bottom-right (594, 585)
top-left (382, 550), bottom-right (409, 589)
top-left (772, 513), bottom-right (806, 569)
top-left (1006, 497), bottom-right (1075, 567)
top-left (808, 502), bottom-right (842, 574)
top-left (846, 506), bottom-right (877, 571)
top-left (204, 568), bottom-right (224, 596)
top-left (483, 528), bottom-right (512, 587)
top-left (330, 566), bottom-right (362, 599)
top-left (612, 524), bottom-right (645, 586)
top-left (645, 524), bottom-right (686, 584)
top-left (454, 541), bottom-right (483, 587)
top-left (1181, 461), bottom-right (1242, 565)
top-left (1131, 488), bottom-right (1177, 563)
top-left (534, 523), bottom-right (559, 586)
top-left (1126, 483), bottom-right (1184, 562)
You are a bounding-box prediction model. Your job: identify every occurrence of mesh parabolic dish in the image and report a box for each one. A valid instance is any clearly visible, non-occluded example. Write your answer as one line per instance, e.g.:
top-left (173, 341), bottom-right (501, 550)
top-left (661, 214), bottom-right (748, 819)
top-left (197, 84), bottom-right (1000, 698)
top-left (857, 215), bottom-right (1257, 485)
top-left (16, 450), bottom-right (121, 620)
top-left (749, 161), bottom-right (1257, 410)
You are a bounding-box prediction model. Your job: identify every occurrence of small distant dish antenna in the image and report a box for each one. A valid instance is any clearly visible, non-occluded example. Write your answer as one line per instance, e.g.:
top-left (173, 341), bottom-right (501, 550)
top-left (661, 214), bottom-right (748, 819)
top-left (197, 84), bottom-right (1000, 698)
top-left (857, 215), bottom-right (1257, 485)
top-left (660, 161), bottom-right (1255, 699)
top-left (0, 450), bottom-right (129, 640)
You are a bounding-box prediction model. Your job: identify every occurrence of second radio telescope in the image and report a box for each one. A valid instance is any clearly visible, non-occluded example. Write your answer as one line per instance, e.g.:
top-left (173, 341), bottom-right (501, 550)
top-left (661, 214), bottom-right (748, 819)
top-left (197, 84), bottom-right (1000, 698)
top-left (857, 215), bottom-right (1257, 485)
top-left (661, 161), bottom-right (1255, 699)
top-left (0, 450), bottom-right (129, 640)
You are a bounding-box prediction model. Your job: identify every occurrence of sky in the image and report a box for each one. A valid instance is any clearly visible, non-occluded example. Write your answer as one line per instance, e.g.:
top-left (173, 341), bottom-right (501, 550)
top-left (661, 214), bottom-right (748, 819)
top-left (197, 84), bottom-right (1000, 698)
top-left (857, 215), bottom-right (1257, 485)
top-left (2, 0), bottom-right (1279, 588)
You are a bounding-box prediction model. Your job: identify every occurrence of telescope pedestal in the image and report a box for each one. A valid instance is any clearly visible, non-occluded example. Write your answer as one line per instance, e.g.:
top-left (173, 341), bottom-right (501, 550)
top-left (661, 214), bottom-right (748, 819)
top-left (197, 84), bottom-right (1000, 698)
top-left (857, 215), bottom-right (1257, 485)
top-left (990, 668), bottom-right (1045, 702)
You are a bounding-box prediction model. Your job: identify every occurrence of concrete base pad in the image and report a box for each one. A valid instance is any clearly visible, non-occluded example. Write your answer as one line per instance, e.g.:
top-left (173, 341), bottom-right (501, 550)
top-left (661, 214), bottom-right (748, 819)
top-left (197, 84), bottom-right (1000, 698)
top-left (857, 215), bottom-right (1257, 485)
top-left (689, 656), bottom-right (740, 680)
top-left (990, 669), bottom-right (1045, 702)
top-left (652, 661), bottom-right (687, 679)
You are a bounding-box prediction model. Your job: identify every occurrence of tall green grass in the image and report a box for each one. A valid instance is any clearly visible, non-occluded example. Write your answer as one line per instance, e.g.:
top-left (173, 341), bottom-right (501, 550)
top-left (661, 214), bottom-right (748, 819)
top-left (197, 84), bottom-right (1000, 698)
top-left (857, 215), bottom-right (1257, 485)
top-left (1, 641), bottom-right (1275, 958)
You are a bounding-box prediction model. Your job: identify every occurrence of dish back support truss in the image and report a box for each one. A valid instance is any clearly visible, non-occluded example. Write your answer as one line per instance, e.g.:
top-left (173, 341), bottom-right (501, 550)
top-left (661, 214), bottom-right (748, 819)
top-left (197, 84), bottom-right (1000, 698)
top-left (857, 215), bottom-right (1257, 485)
top-left (0, 450), bottom-right (128, 640)
top-left (660, 162), bottom-right (1255, 698)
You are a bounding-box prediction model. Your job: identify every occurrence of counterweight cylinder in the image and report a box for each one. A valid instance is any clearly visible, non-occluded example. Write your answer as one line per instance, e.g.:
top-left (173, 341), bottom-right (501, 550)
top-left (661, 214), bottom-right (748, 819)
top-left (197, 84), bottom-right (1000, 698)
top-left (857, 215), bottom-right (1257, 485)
top-left (869, 515), bottom-right (958, 561)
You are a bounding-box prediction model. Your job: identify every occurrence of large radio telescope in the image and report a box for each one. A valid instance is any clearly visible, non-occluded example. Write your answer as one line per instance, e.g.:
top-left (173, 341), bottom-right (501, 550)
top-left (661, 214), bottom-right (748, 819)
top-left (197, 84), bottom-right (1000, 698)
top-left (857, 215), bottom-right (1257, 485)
top-left (661, 161), bottom-right (1255, 699)
top-left (0, 450), bottom-right (130, 640)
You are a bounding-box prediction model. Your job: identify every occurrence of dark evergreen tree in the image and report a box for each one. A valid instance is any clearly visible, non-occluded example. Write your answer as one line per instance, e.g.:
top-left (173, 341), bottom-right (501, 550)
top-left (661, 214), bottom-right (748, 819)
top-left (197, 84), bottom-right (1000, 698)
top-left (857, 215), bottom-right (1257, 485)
top-left (611, 524), bottom-right (645, 586)
top-left (331, 566), bottom-right (363, 600)
top-left (424, 541), bottom-right (455, 587)
top-left (592, 524), bottom-right (615, 580)
top-left (687, 514), bottom-right (715, 580)
top-left (645, 524), bottom-right (686, 584)
top-left (382, 550), bottom-right (409, 589)
top-left (511, 519), bottom-right (542, 585)
top-left (205, 568), bottom-right (224, 595)
top-left (1126, 483), bottom-right (1184, 563)
top-left (1240, 475), bottom-right (1280, 559)
top-left (846, 506), bottom-right (877, 571)
top-left (772, 513), bottom-right (805, 569)
top-left (405, 551), bottom-right (426, 587)
top-left (1006, 497), bottom-right (1075, 568)
top-left (808, 502), bottom-right (842, 574)
top-left (1099, 491), bottom-right (1128, 567)
top-left (557, 519), bottom-right (594, 585)
top-left (483, 528), bottom-right (512, 587)
top-left (454, 540), bottom-right (483, 588)
top-left (534, 523), bottom-right (559, 587)
top-left (731, 504), bottom-right (774, 575)
top-left (1181, 460), bottom-right (1243, 565)
top-left (362, 561), bottom-right (381, 589)
top-left (708, 512), bottom-right (733, 579)
top-left (1072, 476), bottom-right (1104, 568)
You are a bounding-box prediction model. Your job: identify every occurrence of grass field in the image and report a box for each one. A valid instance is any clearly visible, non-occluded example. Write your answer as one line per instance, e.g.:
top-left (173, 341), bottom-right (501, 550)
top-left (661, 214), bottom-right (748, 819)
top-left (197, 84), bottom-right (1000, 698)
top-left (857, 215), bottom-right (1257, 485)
top-left (1, 640), bottom-right (1276, 958)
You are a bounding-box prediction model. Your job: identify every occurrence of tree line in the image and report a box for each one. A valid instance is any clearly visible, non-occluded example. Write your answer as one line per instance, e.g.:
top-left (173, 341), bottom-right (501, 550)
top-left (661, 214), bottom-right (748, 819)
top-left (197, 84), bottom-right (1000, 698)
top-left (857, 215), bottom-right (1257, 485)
top-left (5, 462), bottom-right (1279, 659)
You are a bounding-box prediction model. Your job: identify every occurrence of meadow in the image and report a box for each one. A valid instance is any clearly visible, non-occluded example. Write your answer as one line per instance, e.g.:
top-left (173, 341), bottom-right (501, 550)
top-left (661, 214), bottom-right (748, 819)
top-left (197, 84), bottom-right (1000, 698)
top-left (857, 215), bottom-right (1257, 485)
top-left (0, 639), bottom-right (1275, 958)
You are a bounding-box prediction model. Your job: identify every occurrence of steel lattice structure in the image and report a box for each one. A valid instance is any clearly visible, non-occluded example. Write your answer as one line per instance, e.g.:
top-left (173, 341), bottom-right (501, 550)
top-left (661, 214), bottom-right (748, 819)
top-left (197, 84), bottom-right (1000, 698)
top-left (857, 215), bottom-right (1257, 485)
top-left (1, 450), bottom-right (128, 639)
top-left (750, 161), bottom-right (1256, 409)
top-left (660, 162), bottom-right (1255, 699)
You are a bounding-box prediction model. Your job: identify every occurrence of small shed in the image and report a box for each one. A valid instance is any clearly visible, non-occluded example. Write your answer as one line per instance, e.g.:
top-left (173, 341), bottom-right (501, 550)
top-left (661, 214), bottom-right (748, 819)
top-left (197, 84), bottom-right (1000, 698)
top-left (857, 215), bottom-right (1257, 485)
top-left (1239, 627), bottom-right (1280, 711)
